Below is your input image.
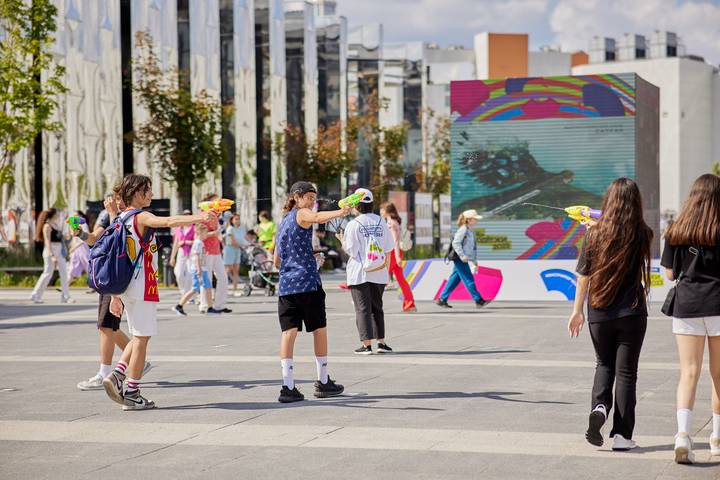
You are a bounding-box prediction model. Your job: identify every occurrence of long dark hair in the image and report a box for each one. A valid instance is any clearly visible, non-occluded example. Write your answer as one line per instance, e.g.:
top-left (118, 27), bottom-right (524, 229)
top-left (34, 208), bottom-right (58, 242)
top-left (585, 178), bottom-right (653, 309)
top-left (380, 202), bottom-right (401, 224)
top-left (666, 174), bottom-right (720, 246)
top-left (282, 196), bottom-right (297, 215)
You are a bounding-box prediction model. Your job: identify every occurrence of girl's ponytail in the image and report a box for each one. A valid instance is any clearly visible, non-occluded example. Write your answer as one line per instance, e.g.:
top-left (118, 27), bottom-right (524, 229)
top-left (282, 196), bottom-right (297, 215)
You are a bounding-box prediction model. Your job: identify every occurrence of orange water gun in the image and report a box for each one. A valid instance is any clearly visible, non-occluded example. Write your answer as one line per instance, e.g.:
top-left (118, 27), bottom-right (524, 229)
top-left (199, 198), bottom-right (234, 213)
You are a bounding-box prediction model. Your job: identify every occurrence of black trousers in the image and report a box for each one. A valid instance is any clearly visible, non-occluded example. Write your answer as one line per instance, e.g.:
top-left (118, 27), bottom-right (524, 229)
top-left (588, 315), bottom-right (647, 439)
top-left (349, 282), bottom-right (386, 341)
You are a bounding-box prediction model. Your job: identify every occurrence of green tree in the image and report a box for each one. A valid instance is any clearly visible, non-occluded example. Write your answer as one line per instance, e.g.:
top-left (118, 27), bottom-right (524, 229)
top-left (131, 31), bottom-right (227, 209)
top-left (426, 114), bottom-right (451, 196)
top-left (0, 0), bottom-right (66, 192)
top-left (712, 162), bottom-right (720, 177)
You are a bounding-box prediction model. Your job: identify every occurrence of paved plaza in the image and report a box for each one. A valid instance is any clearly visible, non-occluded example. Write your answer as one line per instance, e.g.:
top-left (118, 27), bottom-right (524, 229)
top-left (1, 277), bottom-right (719, 479)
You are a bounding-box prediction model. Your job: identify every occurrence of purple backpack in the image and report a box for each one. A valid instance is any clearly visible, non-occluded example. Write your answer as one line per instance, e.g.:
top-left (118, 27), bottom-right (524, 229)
top-left (88, 209), bottom-right (153, 295)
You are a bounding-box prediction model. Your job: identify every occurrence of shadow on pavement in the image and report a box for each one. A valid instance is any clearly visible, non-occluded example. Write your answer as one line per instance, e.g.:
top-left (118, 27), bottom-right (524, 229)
top-left (0, 304), bottom-right (94, 320)
top-left (394, 349), bottom-right (530, 356)
top-left (0, 319), bottom-right (96, 329)
top-left (162, 390), bottom-right (573, 412)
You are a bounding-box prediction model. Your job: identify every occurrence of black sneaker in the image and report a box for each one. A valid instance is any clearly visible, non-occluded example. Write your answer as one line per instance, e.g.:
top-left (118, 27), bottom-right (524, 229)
top-left (377, 343), bottom-right (393, 353)
top-left (314, 376), bottom-right (344, 398)
top-left (207, 307), bottom-right (222, 315)
top-left (173, 304), bottom-right (187, 316)
top-left (436, 299), bottom-right (452, 308)
top-left (122, 390), bottom-right (156, 411)
top-left (278, 386), bottom-right (305, 403)
top-left (354, 345), bottom-right (372, 355)
top-left (221, 308), bottom-right (232, 313)
top-left (586, 406), bottom-right (607, 447)
top-left (102, 370), bottom-right (126, 405)
top-left (475, 300), bottom-right (489, 308)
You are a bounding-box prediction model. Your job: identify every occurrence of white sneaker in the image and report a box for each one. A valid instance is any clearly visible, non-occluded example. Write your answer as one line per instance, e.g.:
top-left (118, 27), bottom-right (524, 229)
top-left (709, 435), bottom-right (720, 456)
top-left (61, 296), bottom-right (75, 304)
top-left (77, 374), bottom-right (104, 391)
top-left (30, 295), bottom-right (42, 304)
top-left (674, 432), bottom-right (695, 464)
top-left (612, 434), bottom-right (637, 451)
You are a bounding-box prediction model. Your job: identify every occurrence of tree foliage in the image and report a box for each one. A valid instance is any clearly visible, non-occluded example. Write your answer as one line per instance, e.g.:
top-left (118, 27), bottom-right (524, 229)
top-left (0, 0), bottom-right (66, 186)
top-left (131, 31), bottom-right (227, 207)
top-left (426, 114), bottom-right (451, 196)
top-left (277, 90), bottom-right (408, 201)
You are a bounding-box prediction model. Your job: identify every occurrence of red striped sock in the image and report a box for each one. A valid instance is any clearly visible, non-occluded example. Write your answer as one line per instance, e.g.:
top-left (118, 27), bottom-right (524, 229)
top-left (126, 378), bottom-right (140, 392)
top-left (114, 361), bottom-right (127, 375)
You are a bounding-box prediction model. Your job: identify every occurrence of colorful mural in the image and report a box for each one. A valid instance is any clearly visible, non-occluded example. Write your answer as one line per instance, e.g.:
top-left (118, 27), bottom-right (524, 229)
top-left (450, 73), bottom-right (638, 260)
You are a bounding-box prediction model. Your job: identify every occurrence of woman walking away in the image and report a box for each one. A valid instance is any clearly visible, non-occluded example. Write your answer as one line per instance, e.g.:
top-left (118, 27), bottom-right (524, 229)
top-left (169, 210), bottom-right (195, 297)
top-left (380, 202), bottom-right (416, 313)
top-left (341, 189), bottom-right (396, 355)
top-left (661, 173), bottom-right (720, 464)
top-left (568, 177), bottom-right (653, 452)
top-left (31, 208), bottom-right (73, 303)
top-left (224, 213), bottom-right (248, 295)
top-left (436, 209), bottom-right (488, 308)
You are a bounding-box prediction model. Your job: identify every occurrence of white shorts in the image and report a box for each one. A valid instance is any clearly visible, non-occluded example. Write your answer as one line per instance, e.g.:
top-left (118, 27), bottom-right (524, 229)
top-left (673, 316), bottom-right (720, 337)
top-left (121, 296), bottom-right (158, 337)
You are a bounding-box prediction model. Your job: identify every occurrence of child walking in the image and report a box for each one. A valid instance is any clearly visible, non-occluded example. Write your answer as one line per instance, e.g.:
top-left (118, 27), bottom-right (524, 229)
top-left (102, 174), bottom-right (214, 410)
top-left (273, 181), bottom-right (350, 403)
top-left (173, 224), bottom-right (216, 315)
top-left (567, 178), bottom-right (653, 451)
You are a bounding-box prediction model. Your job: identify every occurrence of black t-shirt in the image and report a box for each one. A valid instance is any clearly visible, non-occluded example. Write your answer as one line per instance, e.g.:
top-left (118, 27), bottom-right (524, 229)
top-left (575, 242), bottom-right (648, 322)
top-left (96, 210), bottom-right (111, 230)
top-left (661, 241), bottom-right (720, 318)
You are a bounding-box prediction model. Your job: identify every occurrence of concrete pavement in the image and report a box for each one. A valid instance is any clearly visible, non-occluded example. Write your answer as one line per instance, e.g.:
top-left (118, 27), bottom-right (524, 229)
top-left (0, 281), bottom-right (718, 479)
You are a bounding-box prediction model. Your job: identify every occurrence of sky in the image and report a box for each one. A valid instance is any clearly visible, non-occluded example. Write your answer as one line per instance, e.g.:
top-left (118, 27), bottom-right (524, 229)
top-left (336, 0), bottom-right (720, 66)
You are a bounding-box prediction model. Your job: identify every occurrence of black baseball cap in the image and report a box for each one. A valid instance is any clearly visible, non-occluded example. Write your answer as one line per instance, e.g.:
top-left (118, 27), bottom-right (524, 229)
top-left (290, 181), bottom-right (317, 195)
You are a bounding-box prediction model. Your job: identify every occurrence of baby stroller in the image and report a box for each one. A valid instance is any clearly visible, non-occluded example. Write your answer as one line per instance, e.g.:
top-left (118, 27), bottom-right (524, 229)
top-left (242, 245), bottom-right (278, 296)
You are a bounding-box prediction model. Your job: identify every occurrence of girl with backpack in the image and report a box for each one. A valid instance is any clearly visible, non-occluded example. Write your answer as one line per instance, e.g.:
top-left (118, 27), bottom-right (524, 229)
top-left (380, 202), bottom-right (416, 313)
top-left (101, 174), bottom-right (214, 411)
top-left (661, 173), bottom-right (720, 463)
top-left (340, 189), bottom-right (396, 354)
top-left (567, 178), bottom-right (653, 451)
top-left (30, 208), bottom-right (73, 304)
top-left (436, 209), bottom-right (488, 309)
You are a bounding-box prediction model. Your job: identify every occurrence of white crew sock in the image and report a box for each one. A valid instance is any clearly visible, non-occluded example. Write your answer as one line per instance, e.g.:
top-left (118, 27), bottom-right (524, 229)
top-left (281, 358), bottom-right (294, 389)
top-left (677, 408), bottom-right (692, 434)
top-left (315, 356), bottom-right (328, 384)
top-left (713, 413), bottom-right (720, 438)
top-left (98, 364), bottom-right (113, 378)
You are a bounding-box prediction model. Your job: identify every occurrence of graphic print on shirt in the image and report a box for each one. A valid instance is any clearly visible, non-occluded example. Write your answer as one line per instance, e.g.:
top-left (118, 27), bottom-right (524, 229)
top-left (123, 223), bottom-right (159, 302)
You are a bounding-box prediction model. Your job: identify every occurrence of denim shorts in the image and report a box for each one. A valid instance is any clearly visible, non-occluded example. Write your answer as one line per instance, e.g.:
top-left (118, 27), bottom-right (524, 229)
top-left (191, 271), bottom-right (212, 293)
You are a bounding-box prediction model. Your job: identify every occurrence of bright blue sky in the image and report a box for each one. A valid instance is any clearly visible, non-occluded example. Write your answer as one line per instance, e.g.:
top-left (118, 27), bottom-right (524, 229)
top-left (338, 0), bottom-right (720, 66)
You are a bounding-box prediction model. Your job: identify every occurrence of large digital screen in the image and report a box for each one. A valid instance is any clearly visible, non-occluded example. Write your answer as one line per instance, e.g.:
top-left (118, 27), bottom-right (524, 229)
top-left (450, 74), bottom-right (653, 260)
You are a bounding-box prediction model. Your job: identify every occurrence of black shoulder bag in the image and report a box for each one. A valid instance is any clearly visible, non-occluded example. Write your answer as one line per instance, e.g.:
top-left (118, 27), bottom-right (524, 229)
top-left (661, 246), bottom-right (698, 317)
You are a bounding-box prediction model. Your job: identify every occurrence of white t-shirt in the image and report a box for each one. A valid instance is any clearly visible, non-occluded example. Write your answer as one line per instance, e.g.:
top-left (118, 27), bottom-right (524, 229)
top-left (190, 239), bottom-right (209, 272)
top-left (342, 213), bottom-right (394, 286)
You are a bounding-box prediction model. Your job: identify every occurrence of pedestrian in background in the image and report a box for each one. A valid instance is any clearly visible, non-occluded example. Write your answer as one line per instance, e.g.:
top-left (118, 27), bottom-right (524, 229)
top-left (224, 213), bottom-right (249, 296)
top-left (436, 209), bottom-right (488, 309)
top-left (380, 202), bottom-right (416, 313)
top-left (199, 193), bottom-right (230, 314)
top-left (568, 178), bottom-right (652, 452)
top-left (67, 210), bottom-right (90, 285)
top-left (30, 208), bottom-right (72, 304)
top-left (661, 173), bottom-right (720, 464)
top-left (169, 210), bottom-right (195, 298)
top-left (257, 210), bottom-right (277, 252)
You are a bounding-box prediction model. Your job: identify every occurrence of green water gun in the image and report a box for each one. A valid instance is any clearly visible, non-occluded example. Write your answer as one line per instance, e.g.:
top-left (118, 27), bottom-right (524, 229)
top-left (338, 188), bottom-right (372, 209)
top-left (66, 216), bottom-right (86, 230)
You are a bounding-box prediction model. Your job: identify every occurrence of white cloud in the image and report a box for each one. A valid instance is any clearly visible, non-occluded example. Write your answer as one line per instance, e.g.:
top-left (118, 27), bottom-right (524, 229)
top-left (549, 0), bottom-right (720, 65)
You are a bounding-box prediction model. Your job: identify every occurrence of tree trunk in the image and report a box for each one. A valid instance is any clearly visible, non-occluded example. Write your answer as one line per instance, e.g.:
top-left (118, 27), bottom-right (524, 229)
top-left (177, 178), bottom-right (193, 212)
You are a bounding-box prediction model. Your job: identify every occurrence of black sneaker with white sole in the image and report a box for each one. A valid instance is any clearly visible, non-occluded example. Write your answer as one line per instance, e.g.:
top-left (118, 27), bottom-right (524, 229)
top-left (475, 300), bottom-right (490, 308)
top-left (586, 407), bottom-right (607, 447)
top-left (376, 343), bottom-right (393, 353)
top-left (314, 376), bottom-right (344, 398)
top-left (354, 345), bottom-right (372, 355)
top-left (102, 371), bottom-right (126, 405)
top-left (278, 386), bottom-right (305, 403)
top-left (122, 390), bottom-right (156, 411)
top-left (173, 304), bottom-right (187, 316)
top-left (436, 299), bottom-right (452, 308)
top-left (206, 307), bottom-right (222, 315)
top-left (221, 308), bottom-right (232, 313)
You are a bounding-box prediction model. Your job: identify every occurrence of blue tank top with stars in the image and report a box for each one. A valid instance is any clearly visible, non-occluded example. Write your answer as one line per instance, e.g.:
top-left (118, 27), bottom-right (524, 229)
top-left (277, 208), bottom-right (321, 296)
